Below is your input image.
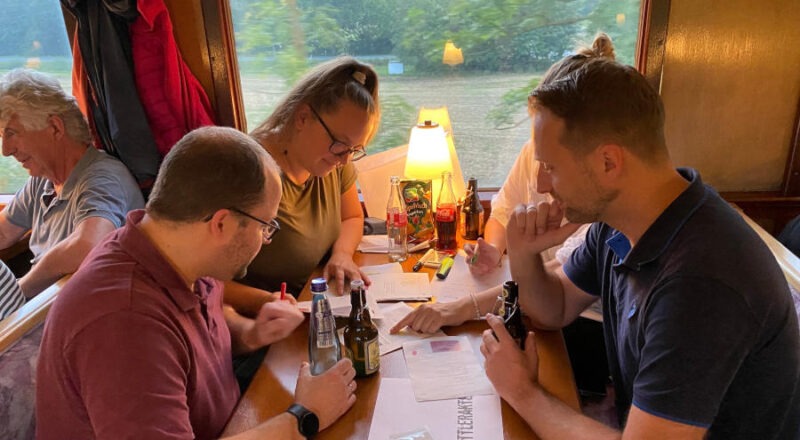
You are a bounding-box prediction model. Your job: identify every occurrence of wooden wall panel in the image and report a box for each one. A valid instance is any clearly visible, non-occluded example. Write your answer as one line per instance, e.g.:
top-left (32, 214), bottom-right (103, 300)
top-left (161, 1), bottom-right (215, 108)
top-left (659, 1), bottom-right (800, 192)
top-left (161, 0), bottom-right (244, 129)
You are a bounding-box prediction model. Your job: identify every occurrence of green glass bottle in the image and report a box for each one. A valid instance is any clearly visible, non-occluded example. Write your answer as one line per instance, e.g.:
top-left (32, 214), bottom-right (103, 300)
top-left (343, 279), bottom-right (379, 377)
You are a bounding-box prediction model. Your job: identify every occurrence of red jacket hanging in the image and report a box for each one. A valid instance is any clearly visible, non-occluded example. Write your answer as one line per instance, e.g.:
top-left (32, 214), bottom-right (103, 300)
top-left (131, 0), bottom-right (216, 156)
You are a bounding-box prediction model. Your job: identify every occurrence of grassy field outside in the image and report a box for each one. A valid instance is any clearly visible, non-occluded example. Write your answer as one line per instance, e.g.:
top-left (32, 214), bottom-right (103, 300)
top-left (0, 69), bottom-right (538, 194)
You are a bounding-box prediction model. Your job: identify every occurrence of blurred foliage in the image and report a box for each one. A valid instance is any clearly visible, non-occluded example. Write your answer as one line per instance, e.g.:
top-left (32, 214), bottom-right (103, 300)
top-left (370, 95), bottom-right (416, 154)
top-left (0, 0), bottom-right (70, 57)
top-left (487, 77), bottom-right (540, 129)
top-left (0, 157), bottom-right (28, 194)
top-left (229, 0), bottom-right (642, 180)
top-left (231, 0), bottom-right (641, 77)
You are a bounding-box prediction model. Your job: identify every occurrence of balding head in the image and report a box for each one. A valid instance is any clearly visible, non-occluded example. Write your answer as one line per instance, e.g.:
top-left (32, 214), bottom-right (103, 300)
top-left (147, 126), bottom-right (279, 223)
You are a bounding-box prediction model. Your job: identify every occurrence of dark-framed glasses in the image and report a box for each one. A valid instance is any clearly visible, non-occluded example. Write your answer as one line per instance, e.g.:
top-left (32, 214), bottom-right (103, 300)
top-left (309, 106), bottom-right (367, 161)
top-left (230, 208), bottom-right (280, 243)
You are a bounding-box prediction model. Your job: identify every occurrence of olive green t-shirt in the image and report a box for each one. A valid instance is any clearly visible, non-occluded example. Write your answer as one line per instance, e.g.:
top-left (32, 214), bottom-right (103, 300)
top-left (241, 162), bottom-right (357, 295)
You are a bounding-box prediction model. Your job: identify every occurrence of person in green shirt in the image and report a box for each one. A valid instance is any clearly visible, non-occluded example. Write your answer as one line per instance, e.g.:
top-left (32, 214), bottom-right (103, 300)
top-left (224, 56), bottom-right (380, 314)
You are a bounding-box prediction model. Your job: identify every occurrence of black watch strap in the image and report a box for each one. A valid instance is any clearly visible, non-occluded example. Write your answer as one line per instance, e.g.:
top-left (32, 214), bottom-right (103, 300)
top-left (286, 403), bottom-right (319, 438)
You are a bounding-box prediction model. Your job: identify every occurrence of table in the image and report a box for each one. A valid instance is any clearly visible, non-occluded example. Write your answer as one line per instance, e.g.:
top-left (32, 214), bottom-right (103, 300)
top-left (222, 251), bottom-right (580, 439)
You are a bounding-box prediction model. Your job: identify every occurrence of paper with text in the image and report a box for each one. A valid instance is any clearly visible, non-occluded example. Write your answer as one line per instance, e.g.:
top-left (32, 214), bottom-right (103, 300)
top-left (403, 336), bottom-right (495, 402)
top-left (367, 378), bottom-right (503, 440)
top-left (376, 302), bottom-right (444, 355)
top-left (368, 272), bottom-right (431, 302)
top-left (431, 250), bottom-right (510, 303)
top-left (361, 262), bottom-right (404, 276)
top-left (297, 289), bottom-right (383, 319)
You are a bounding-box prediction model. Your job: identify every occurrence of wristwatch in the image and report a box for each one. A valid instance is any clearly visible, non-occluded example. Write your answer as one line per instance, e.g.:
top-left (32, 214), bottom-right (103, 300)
top-left (286, 403), bottom-right (319, 438)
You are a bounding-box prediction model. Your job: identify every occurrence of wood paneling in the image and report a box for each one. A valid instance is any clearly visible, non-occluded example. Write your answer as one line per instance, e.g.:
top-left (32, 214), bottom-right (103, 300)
top-left (659, 1), bottom-right (800, 192)
top-left (163, 0), bottom-right (245, 130)
top-left (722, 191), bottom-right (800, 236)
top-left (636, 0), bottom-right (671, 91)
top-left (162, 1), bottom-right (215, 107)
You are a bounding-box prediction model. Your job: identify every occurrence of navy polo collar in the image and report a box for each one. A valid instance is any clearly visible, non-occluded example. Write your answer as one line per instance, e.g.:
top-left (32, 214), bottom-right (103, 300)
top-left (608, 168), bottom-right (708, 270)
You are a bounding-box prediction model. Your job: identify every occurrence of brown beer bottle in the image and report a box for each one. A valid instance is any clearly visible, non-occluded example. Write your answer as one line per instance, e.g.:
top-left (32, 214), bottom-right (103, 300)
top-left (343, 279), bottom-right (379, 377)
top-left (461, 177), bottom-right (484, 240)
top-left (501, 281), bottom-right (527, 349)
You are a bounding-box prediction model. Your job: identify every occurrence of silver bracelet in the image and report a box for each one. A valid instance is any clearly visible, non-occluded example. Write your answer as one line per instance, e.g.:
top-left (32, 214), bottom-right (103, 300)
top-left (469, 292), bottom-right (481, 320)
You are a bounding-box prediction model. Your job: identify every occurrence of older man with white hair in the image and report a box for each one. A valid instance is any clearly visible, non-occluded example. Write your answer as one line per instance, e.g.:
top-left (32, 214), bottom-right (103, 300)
top-left (0, 69), bottom-right (143, 298)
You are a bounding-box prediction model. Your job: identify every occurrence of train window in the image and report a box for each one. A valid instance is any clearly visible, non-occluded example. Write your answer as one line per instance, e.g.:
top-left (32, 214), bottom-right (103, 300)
top-left (228, 0), bottom-right (642, 187)
top-left (0, 0), bottom-right (72, 195)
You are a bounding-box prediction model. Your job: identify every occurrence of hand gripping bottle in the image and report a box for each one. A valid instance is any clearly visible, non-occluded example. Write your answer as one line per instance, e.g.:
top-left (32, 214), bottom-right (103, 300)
top-left (308, 278), bottom-right (342, 375)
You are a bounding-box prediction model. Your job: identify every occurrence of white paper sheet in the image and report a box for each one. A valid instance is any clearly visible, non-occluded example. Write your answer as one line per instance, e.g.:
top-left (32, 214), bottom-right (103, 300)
top-left (375, 302), bottom-right (444, 355)
top-left (298, 289), bottom-right (383, 319)
top-left (368, 272), bottom-right (432, 302)
top-left (358, 235), bottom-right (390, 253)
top-left (430, 250), bottom-right (511, 303)
top-left (402, 336), bottom-right (495, 402)
top-left (367, 378), bottom-right (503, 440)
top-left (361, 262), bottom-right (405, 276)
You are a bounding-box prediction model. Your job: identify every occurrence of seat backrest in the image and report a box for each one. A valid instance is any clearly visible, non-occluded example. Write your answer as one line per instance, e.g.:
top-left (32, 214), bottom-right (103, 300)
top-left (0, 323), bottom-right (44, 440)
top-left (778, 215), bottom-right (800, 258)
top-left (354, 144), bottom-right (408, 218)
top-left (0, 277), bottom-right (66, 440)
top-left (739, 211), bottom-right (800, 326)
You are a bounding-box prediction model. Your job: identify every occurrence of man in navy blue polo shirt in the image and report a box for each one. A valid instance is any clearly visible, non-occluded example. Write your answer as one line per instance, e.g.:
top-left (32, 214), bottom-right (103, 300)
top-left (480, 58), bottom-right (800, 439)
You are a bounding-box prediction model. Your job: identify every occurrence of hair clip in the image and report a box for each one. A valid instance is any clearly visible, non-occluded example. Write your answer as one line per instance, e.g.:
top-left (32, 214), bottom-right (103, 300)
top-left (351, 70), bottom-right (366, 85)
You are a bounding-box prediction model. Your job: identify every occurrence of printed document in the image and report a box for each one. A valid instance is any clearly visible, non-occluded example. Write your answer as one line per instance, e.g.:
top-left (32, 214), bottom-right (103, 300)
top-left (375, 302), bottom-right (444, 355)
top-left (431, 250), bottom-right (510, 303)
top-left (403, 336), bottom-right (495, 401)
top-left (368, 272), bottom-right (431, 302)
top-left (367, 378), bottom-right (503, 440)
top-left (360, 262), bottom-right (404, 276)
top-left (298, 289), bottom-right (383, 319)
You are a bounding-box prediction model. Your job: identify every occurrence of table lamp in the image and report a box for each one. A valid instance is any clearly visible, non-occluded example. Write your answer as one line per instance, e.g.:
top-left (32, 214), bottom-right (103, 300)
top-left (404, 120), bottom-right (453, 210)
top-left (416, 106), bottom-right (466, 200)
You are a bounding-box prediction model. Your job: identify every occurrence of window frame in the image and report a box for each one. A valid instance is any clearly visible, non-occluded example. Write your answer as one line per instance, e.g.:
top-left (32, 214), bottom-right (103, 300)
top-left (193, 0), bottom-right (800, 234)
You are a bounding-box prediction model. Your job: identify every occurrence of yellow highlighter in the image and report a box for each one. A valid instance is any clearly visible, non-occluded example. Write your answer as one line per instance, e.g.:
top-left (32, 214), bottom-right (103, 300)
top-left (436, 256), bottom-right (455, 280)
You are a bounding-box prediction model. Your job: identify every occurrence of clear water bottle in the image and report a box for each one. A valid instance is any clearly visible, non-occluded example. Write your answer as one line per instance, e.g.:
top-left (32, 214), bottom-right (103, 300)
top-left (386, 175), bottom-right (408, 262)
top-left (308, 278), bottom-right (342, 375)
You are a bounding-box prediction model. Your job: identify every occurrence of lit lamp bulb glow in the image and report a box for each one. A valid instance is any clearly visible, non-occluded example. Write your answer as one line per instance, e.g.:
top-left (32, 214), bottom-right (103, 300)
top-left (404, 121), bottom-right (452, 180)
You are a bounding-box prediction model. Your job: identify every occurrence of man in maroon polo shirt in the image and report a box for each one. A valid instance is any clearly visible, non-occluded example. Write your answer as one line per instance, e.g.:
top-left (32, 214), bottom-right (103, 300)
top-left (36, 126), bottom-right (357, 439)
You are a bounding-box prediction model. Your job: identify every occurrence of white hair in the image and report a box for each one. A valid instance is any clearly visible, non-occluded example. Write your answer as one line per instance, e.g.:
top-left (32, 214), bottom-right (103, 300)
top-left (0, 69), bottom-right (92, 145)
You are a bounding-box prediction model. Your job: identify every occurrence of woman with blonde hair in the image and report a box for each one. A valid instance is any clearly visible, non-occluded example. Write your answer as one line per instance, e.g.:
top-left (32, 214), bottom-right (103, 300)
top-left (226, 56), bottom-right (380, 317)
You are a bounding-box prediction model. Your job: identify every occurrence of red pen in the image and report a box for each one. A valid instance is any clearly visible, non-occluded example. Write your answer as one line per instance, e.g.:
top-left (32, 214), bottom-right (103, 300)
top-left (280, 282), bottom-right (287, 300)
